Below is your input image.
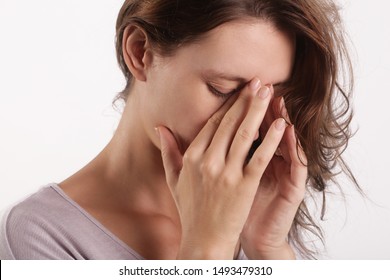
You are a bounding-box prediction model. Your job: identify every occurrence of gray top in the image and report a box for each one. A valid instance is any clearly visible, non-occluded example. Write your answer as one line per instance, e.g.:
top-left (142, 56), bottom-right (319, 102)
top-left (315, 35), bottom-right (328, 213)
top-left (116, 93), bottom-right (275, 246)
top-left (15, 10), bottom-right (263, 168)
top-left (0, 183), bottom-right (248, 260)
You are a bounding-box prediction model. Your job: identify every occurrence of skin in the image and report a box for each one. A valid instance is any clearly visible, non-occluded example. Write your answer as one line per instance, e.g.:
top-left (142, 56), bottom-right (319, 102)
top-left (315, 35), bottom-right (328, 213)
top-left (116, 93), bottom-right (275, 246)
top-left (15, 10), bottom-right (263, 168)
top-left (59, 19), bottom-right (307, 259)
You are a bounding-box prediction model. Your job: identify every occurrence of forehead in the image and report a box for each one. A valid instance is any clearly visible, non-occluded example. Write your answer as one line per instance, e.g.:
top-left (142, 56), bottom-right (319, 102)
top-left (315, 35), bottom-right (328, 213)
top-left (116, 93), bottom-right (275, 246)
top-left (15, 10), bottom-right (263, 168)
top-left (173, 20), bottom-right (295, 85)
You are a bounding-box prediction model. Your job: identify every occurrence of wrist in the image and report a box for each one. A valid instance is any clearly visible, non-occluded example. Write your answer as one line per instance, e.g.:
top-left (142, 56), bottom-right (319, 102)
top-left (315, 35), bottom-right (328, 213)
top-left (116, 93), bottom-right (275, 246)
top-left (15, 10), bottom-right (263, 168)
top-left (177, 237), bottom-right (237, 260)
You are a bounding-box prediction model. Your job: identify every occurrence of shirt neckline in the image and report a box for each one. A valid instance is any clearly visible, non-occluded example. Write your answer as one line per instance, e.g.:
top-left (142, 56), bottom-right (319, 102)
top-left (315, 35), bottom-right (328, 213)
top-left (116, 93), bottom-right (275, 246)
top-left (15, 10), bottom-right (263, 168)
top-left (49, 183), bottom-right (145, 260)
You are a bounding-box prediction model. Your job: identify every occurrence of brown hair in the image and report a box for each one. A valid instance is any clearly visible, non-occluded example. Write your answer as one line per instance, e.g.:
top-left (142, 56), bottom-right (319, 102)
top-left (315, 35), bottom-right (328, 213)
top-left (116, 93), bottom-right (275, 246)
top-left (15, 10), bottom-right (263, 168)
top-left (114, 0), bottom-right (359, 259)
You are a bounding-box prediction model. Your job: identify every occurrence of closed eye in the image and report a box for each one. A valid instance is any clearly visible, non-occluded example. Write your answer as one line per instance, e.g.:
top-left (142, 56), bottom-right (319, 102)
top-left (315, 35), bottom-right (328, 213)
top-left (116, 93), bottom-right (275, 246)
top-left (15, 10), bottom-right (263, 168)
top-left (207, 83), bottom-right (244, 98)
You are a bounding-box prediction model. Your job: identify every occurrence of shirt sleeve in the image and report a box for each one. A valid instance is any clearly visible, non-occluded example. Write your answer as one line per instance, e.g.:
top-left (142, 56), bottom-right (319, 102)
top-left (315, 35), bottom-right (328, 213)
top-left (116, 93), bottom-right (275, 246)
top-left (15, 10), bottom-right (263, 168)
top-left (0, 209), bottom-right (15, 259)
top-left (0, 204), bottom-right (76, 260)
top-left (236, 247), bottom-right (248, 260)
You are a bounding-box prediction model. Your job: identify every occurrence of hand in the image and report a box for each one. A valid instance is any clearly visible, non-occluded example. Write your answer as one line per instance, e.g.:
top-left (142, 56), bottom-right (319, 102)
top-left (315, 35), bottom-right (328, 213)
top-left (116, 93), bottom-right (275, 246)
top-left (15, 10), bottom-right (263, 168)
top-left (157, 78), bottom-right (287, 259)
top-left (240, 92), bottom-right (307, 259)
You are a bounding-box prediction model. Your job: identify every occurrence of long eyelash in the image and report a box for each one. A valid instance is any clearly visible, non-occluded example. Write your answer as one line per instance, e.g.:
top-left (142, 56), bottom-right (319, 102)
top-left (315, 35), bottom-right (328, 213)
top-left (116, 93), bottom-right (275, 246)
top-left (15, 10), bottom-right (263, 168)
top-left (207, 84), bottom-right (240, 99)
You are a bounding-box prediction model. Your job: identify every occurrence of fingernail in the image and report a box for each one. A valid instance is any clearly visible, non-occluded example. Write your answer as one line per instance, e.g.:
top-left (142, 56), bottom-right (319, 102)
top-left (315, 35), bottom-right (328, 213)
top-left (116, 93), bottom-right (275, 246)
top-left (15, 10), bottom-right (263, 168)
top-left (250, 78), bottom-right (261, 91)
top-left (263, 84), bottom-right (273, 97)
top-left (279, 97), bottom-right (290, 124)
top-left (275, 118), bottom-right (286, 131)
top-left (258, 86), bottom-right (270, 99)
top-left (154, 127), bottom-right (160, 137)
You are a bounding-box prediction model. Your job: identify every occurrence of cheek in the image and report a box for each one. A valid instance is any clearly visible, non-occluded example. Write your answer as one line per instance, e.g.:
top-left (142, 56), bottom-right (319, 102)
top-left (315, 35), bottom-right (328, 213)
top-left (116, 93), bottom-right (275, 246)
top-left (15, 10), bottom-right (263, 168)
top-left (168, 89), bottom-right (221, 148)
top-left (149, 65), bottom-right (221, 149)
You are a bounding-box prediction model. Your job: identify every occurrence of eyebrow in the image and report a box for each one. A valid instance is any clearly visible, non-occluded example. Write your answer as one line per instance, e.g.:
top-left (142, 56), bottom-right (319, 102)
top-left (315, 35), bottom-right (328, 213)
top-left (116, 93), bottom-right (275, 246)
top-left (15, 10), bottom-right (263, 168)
top-left (203, 70), bottom-right (288, 87)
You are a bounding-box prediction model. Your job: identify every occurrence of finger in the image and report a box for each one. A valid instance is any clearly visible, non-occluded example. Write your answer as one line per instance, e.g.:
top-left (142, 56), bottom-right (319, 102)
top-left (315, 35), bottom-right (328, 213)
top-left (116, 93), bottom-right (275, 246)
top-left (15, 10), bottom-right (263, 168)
top-left (286, 125), bottom-right (308, 186)
top-left (273, 97), bottom-right (291, 163)
top-left (263, 85), bottom-right (276, 128)
top-left (244, 118), bottom-right (287, 179)
top-left (207, 78), bottom-right (265, 161)
top-left (273, 95), bottom-right (292, 125)
top-left (157, 126), bottom-right (183, 188)
top-left (226, 85), bottom-right (273, 168)
top-left (187, 92), bottom-right (238, 155)
top-left (259, 84), bottom-right (275, 141)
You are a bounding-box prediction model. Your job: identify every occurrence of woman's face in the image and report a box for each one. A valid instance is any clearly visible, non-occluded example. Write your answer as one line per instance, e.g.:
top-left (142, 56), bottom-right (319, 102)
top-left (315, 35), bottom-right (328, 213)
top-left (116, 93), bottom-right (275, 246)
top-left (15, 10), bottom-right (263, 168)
top-left (140, 20), bottom-right (295, 152)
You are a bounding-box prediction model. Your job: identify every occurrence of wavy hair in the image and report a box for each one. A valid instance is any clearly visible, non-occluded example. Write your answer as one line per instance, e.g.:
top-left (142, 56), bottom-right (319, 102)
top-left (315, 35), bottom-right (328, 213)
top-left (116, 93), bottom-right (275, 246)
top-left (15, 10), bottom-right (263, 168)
top-left (114, 0), bottom-right (359, 259)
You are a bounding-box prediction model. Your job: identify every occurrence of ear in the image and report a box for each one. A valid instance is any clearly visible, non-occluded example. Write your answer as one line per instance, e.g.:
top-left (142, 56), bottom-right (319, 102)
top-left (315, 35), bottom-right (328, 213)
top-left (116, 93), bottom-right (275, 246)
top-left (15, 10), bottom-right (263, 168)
top-left (122, 25), bottom-right (153, 82)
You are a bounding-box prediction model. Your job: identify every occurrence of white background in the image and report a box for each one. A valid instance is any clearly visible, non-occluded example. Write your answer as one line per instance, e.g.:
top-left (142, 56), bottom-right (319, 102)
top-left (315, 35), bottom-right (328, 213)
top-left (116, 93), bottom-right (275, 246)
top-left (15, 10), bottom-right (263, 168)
top-left (0, 0), bottom-right (389, 259)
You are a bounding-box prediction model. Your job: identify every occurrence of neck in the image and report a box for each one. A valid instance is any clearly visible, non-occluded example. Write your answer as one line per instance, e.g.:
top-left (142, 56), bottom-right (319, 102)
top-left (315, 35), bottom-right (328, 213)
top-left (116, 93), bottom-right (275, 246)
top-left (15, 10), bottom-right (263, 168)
top-left (98, 92), bottom-right (177, 216)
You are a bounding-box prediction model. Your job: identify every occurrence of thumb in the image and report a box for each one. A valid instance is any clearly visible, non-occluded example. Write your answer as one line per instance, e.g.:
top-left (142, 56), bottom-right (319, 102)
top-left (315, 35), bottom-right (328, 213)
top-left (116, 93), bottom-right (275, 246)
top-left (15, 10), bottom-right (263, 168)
top-left (156, 126), bottom-right (183, 187)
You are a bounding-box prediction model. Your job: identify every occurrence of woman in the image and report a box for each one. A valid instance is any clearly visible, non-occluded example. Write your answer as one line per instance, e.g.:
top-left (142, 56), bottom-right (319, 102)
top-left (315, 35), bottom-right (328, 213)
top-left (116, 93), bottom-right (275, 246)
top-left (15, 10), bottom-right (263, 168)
top-left (0, 0), bottom-right (357, 259)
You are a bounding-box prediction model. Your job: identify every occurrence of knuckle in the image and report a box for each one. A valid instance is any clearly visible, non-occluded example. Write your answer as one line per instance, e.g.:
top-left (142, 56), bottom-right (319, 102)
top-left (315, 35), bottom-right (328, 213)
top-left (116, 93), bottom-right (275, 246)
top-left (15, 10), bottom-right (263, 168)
top-left (237, 127), bottom-right (253, 141)
top-left (183, 148), bottom-right (198, 165)
top-left (161, 146), bottom-right (169, 158)
top-left (200, 157), bottom-right (221, 178)
top-left (220, 171), bottom-right (240, 187)
top-left (220, 114), bottom-right (236, 129)
top-left (253, 153), bottom-right (270, 167)
top-left (160, 145), bottom-right (171, 159)
top-left (208, 114), bottom-right (223, 126)
top-left (253, 97), bottom-right (269, 110)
